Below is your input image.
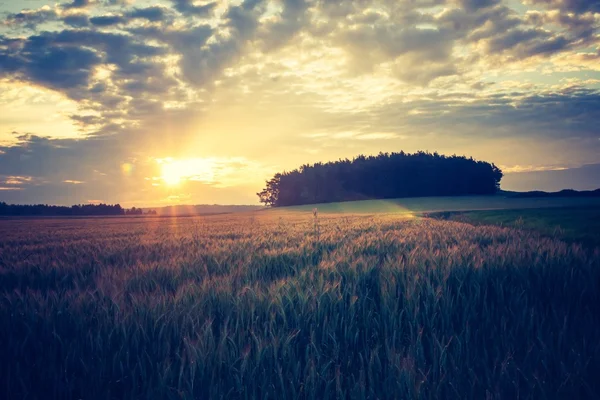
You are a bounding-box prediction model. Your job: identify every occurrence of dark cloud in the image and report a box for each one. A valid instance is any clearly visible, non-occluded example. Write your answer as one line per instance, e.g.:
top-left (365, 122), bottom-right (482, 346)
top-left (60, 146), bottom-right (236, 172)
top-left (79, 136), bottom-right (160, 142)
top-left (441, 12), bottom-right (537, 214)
top-left (527, 0), bottom-right (600, 13)
top-left (371, 88), bottom-right (600, 141)
top-left (70, 115), bottom-right (104, 128)
top-left (260, 0), bottom-right (309, 51)
top-left (4, 29), bottom-right (165, 83)
top-left (438, 2), bottom-right (596, 63)
top-left (458, 0), bottom-right (501, 11)
top-left (126, 1), bottom-right (265, 87)
top-left (89, 15), bottom-right (126, 26)
top-left (170, 0), bottom-right (217, 16)
top-left (525, 10), bottom-right (597, 45)
top-left (127, 24), bottom-right (214, 85)
top-left (63, 14), bottom-right (90, 27)
top-left (0, 27), bottom-right (172, 133)
top-left (62, 0), bottom-right (93, 10)
top-left (485, 28), bottom-right (572, 58)
top-left (520, 35), bottom-right (569, 57)
top-left (127, 6), bottom-right (168, 22)
top-left (103, 0), bottom-right (130, 5)
top-left (173, 0), bottom-right (266, 84)
top-left (25, 47), bottom-right (99, 89)
top-left (4, 8), bottom-right (58, 29)
top-left (486, 28), bottom-right (545, 52)
top-left (436, 6), bottom-right (521, 42)
top-left (0, 35), bottom-right (101, 89)
top-left (130, 25), bottom-right (213, 50)
top-left (0, 135), bottom-right (85, 178)
top-left (0, 134), bottom-right (143, 205)
top-left (59, 0), bottom-right (128, 11)
top-left (224, 0), bottom-right (266, 37)
top-left (48, 29), bottom-right (165, 74)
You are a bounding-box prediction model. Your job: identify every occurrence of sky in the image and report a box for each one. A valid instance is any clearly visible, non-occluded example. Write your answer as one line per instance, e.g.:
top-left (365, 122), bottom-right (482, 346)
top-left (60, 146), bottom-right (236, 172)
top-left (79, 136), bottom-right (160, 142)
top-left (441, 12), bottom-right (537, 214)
top-left (0, 0), bottom-right (599, 206)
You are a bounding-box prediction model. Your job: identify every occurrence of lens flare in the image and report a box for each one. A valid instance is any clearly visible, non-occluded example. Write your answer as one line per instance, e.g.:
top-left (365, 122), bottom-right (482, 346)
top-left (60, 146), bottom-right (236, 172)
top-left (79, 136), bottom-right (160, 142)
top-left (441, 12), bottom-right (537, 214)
top-left (121, 163), bottom-right (133, 176)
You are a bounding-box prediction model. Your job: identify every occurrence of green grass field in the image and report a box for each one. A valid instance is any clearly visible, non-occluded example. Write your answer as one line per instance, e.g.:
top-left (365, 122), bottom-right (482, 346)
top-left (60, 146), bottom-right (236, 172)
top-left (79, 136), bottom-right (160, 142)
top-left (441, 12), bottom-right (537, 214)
top-left (1, 203), bottom-right (599, 399)
top-left (429, 206), bottom-right (600, 249)
top-left (276, 194), bottom-right (600, 214)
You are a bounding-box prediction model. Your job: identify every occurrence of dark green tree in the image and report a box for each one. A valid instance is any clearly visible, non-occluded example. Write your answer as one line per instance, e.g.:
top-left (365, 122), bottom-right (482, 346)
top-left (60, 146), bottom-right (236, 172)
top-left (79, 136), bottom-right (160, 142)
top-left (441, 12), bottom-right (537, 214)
top-left (257, 173), bottom-right (281, 206)
top-left (258, 151), bottom-right (504, 207)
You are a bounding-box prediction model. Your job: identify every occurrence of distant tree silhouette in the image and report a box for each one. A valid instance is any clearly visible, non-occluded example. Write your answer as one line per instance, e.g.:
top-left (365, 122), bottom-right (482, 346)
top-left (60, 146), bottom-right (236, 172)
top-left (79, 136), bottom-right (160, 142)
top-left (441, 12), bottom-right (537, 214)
top-left (125, 207), bottom-right (143, 215)
top-left (0, 203), bottom-right (125, 216)
top-left (258, 151), bottom-right (503, 207)
top-left (257, 174), bottom-right (281, 207)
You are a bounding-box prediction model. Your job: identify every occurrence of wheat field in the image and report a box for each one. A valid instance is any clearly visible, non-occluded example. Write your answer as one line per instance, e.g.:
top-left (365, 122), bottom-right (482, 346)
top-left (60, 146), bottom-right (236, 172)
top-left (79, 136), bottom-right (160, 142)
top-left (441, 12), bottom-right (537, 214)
top-left (1, 212), bottom-right (599, 399)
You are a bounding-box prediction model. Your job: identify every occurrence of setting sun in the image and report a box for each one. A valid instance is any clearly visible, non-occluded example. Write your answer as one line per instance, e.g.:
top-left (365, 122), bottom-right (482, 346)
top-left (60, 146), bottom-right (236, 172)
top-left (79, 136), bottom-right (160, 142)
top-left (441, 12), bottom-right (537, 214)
top-left (160, 162), bottom-right (183, 186)
top-left (157, 158), bottom-right (221, 187)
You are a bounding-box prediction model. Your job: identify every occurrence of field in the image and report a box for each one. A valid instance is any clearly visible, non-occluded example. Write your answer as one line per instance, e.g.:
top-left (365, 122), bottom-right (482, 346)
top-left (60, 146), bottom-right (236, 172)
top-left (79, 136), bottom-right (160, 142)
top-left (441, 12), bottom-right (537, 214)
top-left (429, 206), bottom-right (600, 249)
top-left (280, 194), bottom-right (600, 214)
top-left (1, 209), bottom-right (599, 399)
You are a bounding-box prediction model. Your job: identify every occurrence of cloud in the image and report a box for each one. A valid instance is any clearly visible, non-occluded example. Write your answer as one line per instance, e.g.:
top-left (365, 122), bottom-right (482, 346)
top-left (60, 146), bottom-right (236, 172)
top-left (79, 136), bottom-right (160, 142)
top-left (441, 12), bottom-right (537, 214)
top-left (371, 87), bottom-right (600, 142)
top-left (1, 176), bottom-right (33, 185)
top-left (525, 0), bottom-right (600, 13)
top-left (4, 7), bottom-right (58, 29)
top-left (62, 0), bottom-right (93, 10)
top-left (89, 15), bottom-right (126, 26)
top-left (331, 19), bottom-right (458, 84)
top-left (502, 163), bottom-right (600, 191)
top-left (127, 6), bottom-right (169, 22)
top-left (70, 114), bottom-right (104, 126)
top-left (259, 0), bottom-right (310, 51)
top-left (143, 0), bottom-right (267, 87)
top-left (484, 27), bottom-right (572, 59)
top-left (0, 38), bottom-right (101, 90)
top-left (0, 27), bottom-right (170, 129)
top-left (0, 132), bottom-right (271, 205)
top-left (0, 134), bottom-right (123, 176)
top-left (0, 0), bottom-right (599, 205)
top-left (500, 165), bottom-right (568, 173)
top-left (170, 0), bottom-right (217, 16)
top-left (457, 0), bottom-right (501, 11)
top-left (62, 14), bottom-right (90, 27)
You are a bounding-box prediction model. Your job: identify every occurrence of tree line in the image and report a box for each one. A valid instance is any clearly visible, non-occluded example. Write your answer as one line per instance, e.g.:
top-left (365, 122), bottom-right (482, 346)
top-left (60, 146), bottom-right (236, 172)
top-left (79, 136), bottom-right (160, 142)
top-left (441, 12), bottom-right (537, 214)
top-left (0, 203), bottom-right (157, 216)
top-left (258, 151), bottom-right (503, 207)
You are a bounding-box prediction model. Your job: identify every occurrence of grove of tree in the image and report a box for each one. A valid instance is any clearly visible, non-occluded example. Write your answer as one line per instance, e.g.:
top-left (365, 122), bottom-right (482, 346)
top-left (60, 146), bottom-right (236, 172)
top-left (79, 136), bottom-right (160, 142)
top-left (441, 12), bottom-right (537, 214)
top-left (0, 203), bottom-right (157, 216)
top-left (258, 151), bottom-right (503, 207)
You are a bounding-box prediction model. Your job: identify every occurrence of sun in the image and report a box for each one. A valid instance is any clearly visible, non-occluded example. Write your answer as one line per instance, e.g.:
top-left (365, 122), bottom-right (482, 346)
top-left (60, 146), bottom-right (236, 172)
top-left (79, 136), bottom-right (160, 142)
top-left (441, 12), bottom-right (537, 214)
top-left (161, 162), bottom-right (183, 186)
top-left (157, 157), bottom-right (219, 187)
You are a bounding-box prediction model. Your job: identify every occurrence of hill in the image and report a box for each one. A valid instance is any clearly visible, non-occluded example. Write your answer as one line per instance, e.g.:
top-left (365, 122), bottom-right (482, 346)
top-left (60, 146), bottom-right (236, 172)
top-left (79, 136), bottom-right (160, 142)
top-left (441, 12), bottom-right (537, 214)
top-left (145, 204), bottom-right (263, 216)
top-left (272, 194), bottom-right (600, 214)
top-left (511, 188), bottom-right (600, 198)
